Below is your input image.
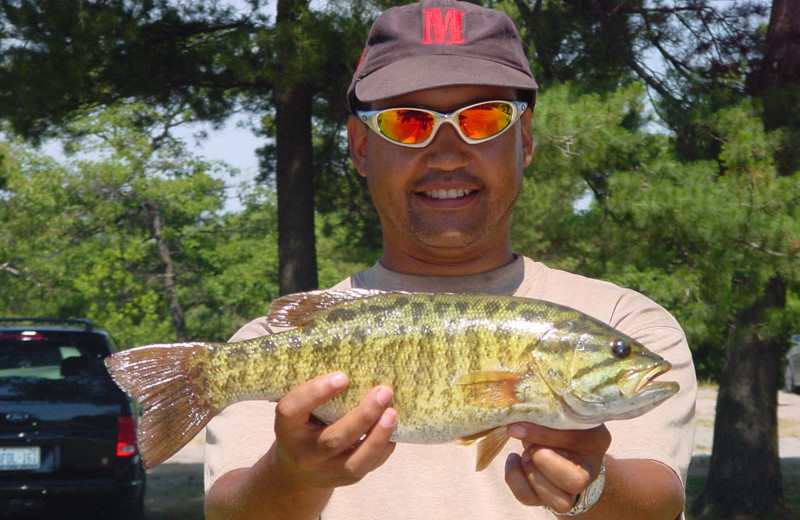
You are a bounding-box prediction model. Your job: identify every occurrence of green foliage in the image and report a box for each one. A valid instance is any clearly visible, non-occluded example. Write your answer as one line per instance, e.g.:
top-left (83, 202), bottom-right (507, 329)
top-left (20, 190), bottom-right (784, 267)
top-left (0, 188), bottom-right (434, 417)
top-left (0, 98), bottom-right (382, 347)
top-left (188, 186), bottom-right (281, 341)
top-left (0, 0), bottom-right (268, 139)
top-left (510, 0), bottom-right (641, 92)
top-left (0, 104), bottom-right (281, 347)
top-left (513, 85), bottom-right (800, 379)
top-left (615, 103), bottom-right (800, 375)
top-left (316, 212), bottom-right (378, 289)
top-left (0, 0), bottom-right (796, 382)
top-left (512, 82), bottom-right (659, 274)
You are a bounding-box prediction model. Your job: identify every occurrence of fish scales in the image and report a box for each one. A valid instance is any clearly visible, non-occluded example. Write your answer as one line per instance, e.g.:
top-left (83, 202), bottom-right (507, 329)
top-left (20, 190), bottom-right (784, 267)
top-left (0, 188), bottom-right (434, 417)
top-left (104, 289), bottom-right (679, 469)
top-left (205, 293), bottom-right (583, 442)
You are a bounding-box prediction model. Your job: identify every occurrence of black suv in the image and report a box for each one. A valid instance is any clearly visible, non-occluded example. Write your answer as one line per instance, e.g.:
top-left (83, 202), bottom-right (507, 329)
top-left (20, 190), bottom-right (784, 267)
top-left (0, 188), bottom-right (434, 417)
top-left (0, 318), bottom-right (145, 519)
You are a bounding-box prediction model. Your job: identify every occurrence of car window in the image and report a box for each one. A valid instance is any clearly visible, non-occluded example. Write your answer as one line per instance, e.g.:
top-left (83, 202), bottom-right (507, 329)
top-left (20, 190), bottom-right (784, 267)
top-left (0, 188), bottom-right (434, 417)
top-left (0, 331), bottom-right (124, 403)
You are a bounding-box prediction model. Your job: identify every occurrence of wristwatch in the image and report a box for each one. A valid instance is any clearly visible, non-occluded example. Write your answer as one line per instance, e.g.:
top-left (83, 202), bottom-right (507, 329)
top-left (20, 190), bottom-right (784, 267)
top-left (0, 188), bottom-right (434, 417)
top-left (545, 460), bottom-right (606, 517)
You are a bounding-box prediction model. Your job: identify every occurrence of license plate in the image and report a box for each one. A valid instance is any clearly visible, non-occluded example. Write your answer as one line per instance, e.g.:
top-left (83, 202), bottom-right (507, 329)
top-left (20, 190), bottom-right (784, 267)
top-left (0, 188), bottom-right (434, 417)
top-left (0, 446), bottom-right (41, 470)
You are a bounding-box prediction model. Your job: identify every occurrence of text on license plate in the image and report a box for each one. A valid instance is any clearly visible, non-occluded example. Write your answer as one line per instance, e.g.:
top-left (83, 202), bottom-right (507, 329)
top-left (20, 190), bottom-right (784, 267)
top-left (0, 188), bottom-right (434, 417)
top-left (0, 447), bottom-right (41, 470)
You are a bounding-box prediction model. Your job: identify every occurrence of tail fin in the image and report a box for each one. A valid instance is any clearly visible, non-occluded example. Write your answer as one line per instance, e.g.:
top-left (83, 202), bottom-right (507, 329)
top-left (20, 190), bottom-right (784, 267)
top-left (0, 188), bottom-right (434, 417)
top-left (105, 342), bottom-right (220, 469)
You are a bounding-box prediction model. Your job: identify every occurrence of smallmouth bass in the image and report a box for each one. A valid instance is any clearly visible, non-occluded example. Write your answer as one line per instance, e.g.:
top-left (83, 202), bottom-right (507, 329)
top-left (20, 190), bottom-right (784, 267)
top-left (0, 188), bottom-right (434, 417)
top-left (104, 289), bottom-right (679, 470)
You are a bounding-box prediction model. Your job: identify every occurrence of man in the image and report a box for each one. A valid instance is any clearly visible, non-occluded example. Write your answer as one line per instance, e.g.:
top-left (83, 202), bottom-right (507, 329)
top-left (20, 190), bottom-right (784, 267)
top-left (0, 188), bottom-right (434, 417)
top-left (204, 1), bottom-right (696, 518)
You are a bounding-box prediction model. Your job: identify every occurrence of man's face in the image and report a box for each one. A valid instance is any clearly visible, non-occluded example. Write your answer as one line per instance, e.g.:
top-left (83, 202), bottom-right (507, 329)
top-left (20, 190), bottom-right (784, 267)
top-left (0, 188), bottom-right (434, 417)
top-left (348, 85), bottom-right (534, 272)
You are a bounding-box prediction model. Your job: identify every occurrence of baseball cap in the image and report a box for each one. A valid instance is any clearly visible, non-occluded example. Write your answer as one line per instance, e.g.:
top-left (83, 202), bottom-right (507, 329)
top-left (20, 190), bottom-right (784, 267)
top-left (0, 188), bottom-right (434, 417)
top-left (347, 0), bottom-right (538, 112)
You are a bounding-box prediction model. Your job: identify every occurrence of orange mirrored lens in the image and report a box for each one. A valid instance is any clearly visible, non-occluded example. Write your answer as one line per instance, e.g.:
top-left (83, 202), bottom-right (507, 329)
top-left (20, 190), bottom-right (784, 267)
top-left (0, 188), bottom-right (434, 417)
top-left (458, 102), bottom-right (513, 140)
top-left (376, 109), bottom-right (434, 144)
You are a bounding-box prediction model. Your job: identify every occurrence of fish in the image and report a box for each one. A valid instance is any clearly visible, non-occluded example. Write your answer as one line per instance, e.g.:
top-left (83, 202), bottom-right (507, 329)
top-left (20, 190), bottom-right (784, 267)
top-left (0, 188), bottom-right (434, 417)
top-left (104, 289), bottom-right (679, 470)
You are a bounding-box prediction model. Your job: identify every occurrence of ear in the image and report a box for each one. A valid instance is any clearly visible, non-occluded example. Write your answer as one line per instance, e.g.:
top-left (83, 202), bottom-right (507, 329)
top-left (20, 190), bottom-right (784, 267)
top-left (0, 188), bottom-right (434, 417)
top-left (348, 116), bottom-right (369, 178)
top-left (521, 109), bottom-right (534, 166)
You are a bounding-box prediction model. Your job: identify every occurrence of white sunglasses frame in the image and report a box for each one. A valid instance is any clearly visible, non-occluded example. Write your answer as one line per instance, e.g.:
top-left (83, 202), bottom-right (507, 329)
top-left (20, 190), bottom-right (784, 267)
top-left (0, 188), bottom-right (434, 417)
top-left (356, 99), bottom-right (528, 148)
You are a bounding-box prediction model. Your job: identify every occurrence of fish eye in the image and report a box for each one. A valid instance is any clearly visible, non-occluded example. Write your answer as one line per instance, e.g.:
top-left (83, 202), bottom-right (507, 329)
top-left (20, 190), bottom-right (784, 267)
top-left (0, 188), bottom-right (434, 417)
top-left (611, 340), bottom-right (632, 359)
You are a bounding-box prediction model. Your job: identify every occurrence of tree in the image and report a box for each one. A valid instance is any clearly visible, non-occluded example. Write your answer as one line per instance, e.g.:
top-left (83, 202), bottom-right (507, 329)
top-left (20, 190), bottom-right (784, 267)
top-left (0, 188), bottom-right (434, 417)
top-left (0, 95), bottom-right (376, 347)
top-left (0, 0), bottom-right (374, 295)
top-left (693, 0), bottom-right (800, 516)
top-left (514, 78), bottom-right (800, 520)
top-left (504, 2), bottom-right (799, 516)
top-left (0, 102), bottom-right (280, 347)
top-left (267, 0), bottom-right (375, 294)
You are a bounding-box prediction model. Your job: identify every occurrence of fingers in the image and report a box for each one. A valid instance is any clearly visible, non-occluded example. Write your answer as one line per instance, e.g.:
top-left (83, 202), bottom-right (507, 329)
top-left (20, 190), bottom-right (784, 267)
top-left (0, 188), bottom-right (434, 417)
top-left (505, 453), bottom-right (542, 506)
top-left (338, 405), bottom-right (397, 473)
top-left (505, 451), bottom-right (580, 512)
top-left (508, 423), bottom-right (611, 455)
top-left (275, 372), bottom-right (350, 434)
top-left (316, 384), bottom-right (394, 458)
top-left (528, 446), bottom-right (592, 494)
top-left (272, 372), bottom-right (397, 489)
top-left (505, 423), bottom-right (610, 512)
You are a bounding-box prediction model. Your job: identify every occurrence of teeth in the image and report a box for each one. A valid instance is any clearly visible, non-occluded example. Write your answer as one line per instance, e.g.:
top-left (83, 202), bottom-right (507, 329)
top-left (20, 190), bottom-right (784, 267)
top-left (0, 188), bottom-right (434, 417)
top-left (424, 189), bottom-right (473, 199)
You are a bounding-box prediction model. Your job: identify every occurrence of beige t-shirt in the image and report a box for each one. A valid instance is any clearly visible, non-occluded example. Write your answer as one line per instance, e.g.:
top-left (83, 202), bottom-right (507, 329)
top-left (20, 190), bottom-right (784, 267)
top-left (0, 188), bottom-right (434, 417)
top-left (204, 256), bottom-right (697, 519)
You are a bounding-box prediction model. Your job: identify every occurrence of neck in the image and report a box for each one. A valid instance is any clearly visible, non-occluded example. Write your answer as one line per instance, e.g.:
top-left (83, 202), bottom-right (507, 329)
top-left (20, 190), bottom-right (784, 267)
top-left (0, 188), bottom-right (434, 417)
top-left (379, 243), bottom-right (515, 277)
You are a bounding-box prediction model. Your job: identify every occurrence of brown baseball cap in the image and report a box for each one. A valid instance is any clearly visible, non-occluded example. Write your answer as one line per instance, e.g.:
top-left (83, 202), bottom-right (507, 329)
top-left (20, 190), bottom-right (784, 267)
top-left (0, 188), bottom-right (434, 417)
top-left (347, 0), bottom-right (538, 112)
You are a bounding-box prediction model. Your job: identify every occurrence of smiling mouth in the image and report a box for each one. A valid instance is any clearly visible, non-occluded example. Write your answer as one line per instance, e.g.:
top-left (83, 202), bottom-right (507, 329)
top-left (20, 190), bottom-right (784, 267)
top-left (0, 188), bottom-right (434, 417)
top-left (422, 189), bottom-right (475, 200)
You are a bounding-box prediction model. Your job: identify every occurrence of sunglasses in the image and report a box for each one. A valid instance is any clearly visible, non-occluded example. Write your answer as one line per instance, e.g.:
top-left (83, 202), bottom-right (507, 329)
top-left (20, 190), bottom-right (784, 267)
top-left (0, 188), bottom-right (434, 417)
top-left (356, 100), bottom-right (528, 148)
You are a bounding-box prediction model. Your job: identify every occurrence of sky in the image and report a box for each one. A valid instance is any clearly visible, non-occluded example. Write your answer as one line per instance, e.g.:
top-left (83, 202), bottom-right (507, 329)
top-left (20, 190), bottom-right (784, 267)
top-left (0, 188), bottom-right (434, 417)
top-left (39, 113), bottom-right (263, 213)
top-left (175, 116), bottom-right (264, 212)
top-left (175, 116), bottom-right (263, 177)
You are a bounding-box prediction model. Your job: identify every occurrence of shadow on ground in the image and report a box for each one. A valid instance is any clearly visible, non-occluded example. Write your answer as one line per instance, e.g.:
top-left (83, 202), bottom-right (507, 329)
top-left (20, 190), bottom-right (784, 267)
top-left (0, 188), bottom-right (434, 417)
top-left (146, 463), bottom-right (205, 520)
top-left (689, 455), bottom-right (800, 477)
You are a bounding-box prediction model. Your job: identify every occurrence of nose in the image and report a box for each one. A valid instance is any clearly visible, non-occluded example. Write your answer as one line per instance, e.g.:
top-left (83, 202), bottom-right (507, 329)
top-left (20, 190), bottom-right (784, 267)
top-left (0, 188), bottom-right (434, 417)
top-left (424, 122), bottom-right (469, 171)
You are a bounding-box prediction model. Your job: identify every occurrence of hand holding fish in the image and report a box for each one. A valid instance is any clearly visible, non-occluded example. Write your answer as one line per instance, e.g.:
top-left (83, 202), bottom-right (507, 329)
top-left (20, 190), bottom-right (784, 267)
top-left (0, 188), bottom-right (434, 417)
top-left (271, 372), bottom-right (397, 489)
top-left (205, 373), bottom-right (399, 520)
top-left (504, 423), bottom-right (610, 514)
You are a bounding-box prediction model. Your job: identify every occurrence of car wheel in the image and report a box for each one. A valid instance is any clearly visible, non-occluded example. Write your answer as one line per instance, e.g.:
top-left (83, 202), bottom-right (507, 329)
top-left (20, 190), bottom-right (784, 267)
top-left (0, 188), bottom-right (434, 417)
top-left (785, 363), bottom-right (798, 394)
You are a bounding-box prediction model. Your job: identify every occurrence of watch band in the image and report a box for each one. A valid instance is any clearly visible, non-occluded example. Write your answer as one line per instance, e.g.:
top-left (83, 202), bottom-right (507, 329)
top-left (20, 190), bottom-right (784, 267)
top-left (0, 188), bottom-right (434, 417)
top-left (545, 459), bottom-right (606, 517)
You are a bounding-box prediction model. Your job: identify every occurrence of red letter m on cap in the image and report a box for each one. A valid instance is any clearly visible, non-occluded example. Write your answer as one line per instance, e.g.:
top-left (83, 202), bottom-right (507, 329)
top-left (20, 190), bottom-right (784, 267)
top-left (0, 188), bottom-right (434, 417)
top-left (421, 8), bottom-right (465, 44)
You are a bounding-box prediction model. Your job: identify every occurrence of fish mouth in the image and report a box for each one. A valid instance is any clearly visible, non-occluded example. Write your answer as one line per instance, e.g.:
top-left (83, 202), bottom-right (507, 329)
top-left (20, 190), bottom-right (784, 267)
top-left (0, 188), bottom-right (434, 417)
top-left (617, 361), bottom-right (673, 398)
top-left (561, 360), bottom-right (679, 425)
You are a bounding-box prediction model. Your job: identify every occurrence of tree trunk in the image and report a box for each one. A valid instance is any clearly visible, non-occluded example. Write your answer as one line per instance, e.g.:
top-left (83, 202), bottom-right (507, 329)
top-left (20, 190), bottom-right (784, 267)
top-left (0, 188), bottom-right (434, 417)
top-left (143, 199), bottom-right (188, 342)
top-left (751, 0), bottom-right (800, 176)
top-left (694, 2), bottom-right (799, 516)
top-left (694, 276), bottom-right (787, 518)
top-left (760, 0), bottom-right (800, 90)
top-left (275, 0), bottom-right (318, 296)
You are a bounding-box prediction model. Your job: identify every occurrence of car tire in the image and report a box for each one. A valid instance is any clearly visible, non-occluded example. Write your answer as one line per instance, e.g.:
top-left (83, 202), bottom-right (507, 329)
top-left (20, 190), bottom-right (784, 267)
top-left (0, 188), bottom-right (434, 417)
top-left (785, 363), bottom-right (798, 394)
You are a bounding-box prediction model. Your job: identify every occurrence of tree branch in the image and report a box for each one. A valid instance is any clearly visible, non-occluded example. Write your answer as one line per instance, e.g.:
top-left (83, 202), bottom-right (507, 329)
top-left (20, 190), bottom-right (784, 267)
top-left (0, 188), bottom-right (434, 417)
top-left (0, 260), bottom-right (21, 277)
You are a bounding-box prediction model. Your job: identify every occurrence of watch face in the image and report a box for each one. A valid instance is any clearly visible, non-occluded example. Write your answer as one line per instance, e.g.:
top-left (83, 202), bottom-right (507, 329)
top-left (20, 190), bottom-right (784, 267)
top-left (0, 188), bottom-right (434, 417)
top-left (585, 473), bottom-right (606, 506)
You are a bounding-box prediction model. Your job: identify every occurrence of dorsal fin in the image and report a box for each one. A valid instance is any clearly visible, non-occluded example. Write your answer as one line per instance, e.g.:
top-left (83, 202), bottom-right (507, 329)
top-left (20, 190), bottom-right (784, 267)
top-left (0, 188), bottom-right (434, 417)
top-left (266, 288), bottom-right (390, 327)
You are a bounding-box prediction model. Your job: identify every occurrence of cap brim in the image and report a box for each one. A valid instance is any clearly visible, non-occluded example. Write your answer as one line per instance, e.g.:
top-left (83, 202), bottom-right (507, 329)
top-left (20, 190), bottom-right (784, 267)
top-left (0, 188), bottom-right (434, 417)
top-left (354, 55), bottom-right (538, 104)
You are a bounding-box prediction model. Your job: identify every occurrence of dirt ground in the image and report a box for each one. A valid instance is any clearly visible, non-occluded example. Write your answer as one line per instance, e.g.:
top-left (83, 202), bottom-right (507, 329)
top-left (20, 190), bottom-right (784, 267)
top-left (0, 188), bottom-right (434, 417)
top-left (144, 387), bottom-right (800, 519)
top-left (688, 386), bottom-right (800, 477)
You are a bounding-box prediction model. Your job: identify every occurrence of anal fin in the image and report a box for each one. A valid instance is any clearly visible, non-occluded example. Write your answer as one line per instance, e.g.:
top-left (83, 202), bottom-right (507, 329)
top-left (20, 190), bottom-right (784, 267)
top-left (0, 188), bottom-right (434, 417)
top-left (459, 426), bottom-right (511, 471)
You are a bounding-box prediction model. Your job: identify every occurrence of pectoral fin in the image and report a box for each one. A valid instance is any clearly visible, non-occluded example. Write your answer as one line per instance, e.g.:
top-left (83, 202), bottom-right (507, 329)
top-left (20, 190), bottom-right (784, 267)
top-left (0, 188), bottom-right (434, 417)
top-left (454, 371), bottom-right (522, 408)
top-left (459, 426), bottom-right (511, 471)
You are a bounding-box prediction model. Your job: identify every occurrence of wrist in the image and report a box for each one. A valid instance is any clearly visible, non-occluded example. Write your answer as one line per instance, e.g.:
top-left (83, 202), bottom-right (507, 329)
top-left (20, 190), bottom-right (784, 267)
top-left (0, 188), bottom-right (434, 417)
top-left (237, 444), bottom-right (334, 520)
